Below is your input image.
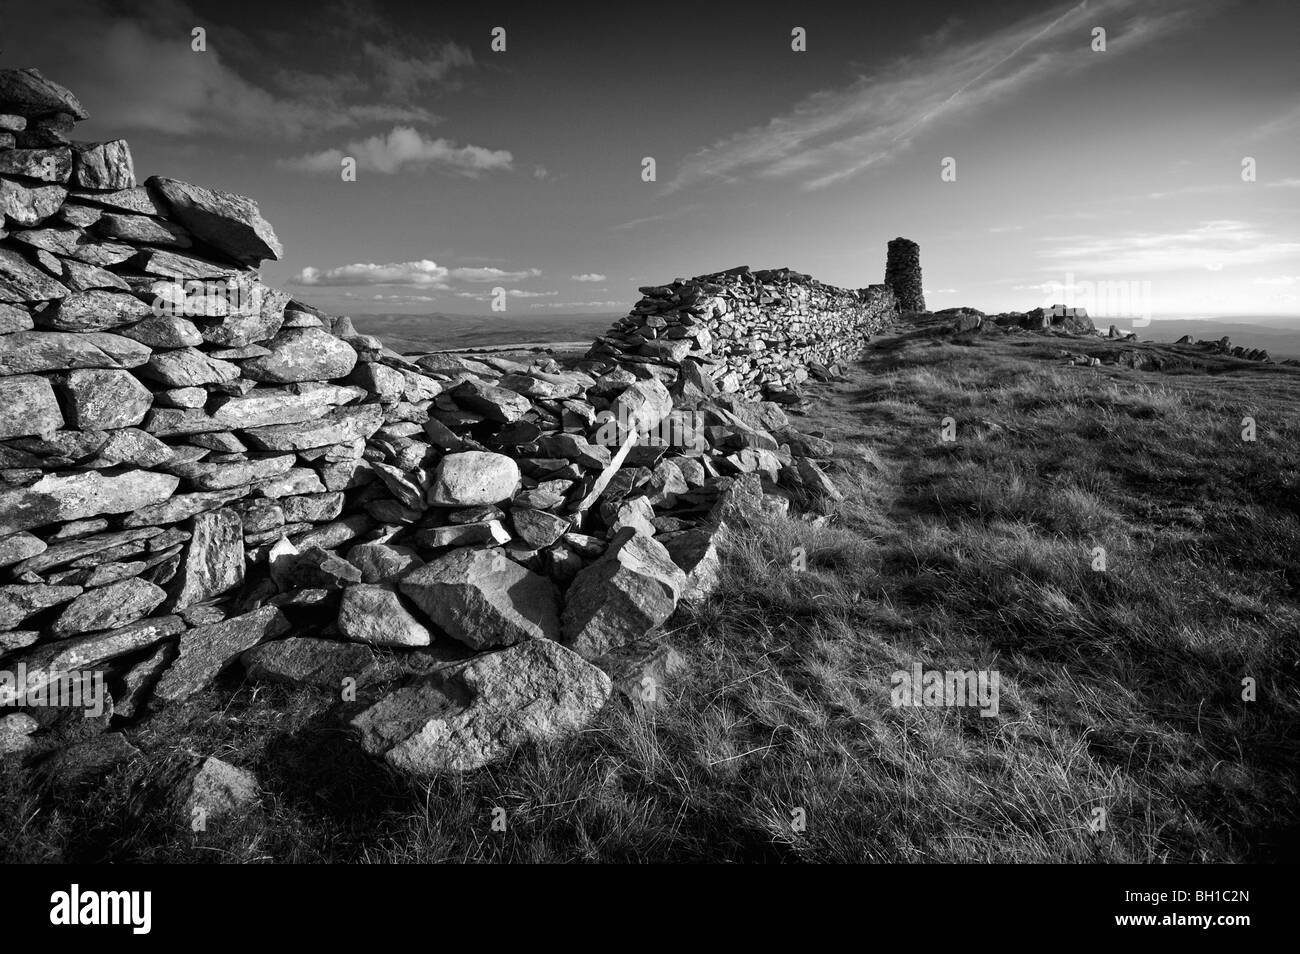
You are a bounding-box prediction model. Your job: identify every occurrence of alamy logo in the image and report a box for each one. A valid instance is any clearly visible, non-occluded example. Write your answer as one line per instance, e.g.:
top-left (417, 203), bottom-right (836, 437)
top-left (592, 406), bottom-right (706, 451)
top-left (0, 665), bottom-right (106, 718)
top-left (50, 884), bottom-right (151, 934)
top-left (890, 663), bottom-right (1000, 717)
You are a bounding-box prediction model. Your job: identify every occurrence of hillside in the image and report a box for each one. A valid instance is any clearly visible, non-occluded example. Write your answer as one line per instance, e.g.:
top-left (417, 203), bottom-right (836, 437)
top-left (6, 317), bottom-right (1295, 863)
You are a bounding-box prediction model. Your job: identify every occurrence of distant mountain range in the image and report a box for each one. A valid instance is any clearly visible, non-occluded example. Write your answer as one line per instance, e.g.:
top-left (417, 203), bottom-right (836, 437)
top-left (347, 312), bottom-right (619, 354)
top-left (1128, 317), bottom-right (1300, 360)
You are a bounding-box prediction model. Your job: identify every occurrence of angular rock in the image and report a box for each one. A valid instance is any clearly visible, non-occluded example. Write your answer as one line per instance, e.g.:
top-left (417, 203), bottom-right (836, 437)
top-left (171, 508), bottom-right (244, 609)
top-left (338, 584), bottom-right (433, 647)
top-left (270, 544), bottom-right (361, 590)
top-left (660, 528), bottom-right (722, 602)
top-left (0, 582), bottom-right (82, 630)
top-left (416, 520), bottom-right (511, 549)
top-left (511, 508), bottom-right (570, 549)
top-left (57, 368), bottom-right (152, 429)
top-left (0, 331), bottom-right (149, 374)
top-left (153, 605), bottom-right (290, 703)
top-left (71, 140), bottom-right (135, 190)
top-left (239, 327), bottom-right (356, 383)
top-left (0, 374), bottom-right (62, 438)
top-left (0, 179), bottom-right (66, 229)
top-left (0, 469), bottom-right (179, 535)
top-left (0, 530), bottom-right (46, 567)
top-left (399, 546), bottom-right (560, 649)
top-left (141, 347), bottom-right (240, 387)
top-left (170, 453), bottom-right (293, 491)
top-left (115, 312), bottom-right (204, 348)
top-left (147, 176), bottom-right (283, 265)
top-left (351, 639), bottom-right (611, 775)
top-left (242, 636), bottom-right (378, 688)
top-left (0, 69), bottom-right (89, 120)
top-left (450, 379), bottom-right (533, 423)
top-left (241, 403), bottom-right (382, 451)
top-left (202, 285), bottom-right (288, 348)
top-left (50, 577), bottom-right (166, 637)
top-left (346, 541), bottom-right (425, 584)
top-left (562, 529), bottom-right (686, 657)
top-left (0, 246), bottom-right (69, 302)
top-left (0, 147), bottom-right (71, 182)
top-left (178, 756), bottom-right (260, 823)
top-left (122, 487), bottom-right (245, 527)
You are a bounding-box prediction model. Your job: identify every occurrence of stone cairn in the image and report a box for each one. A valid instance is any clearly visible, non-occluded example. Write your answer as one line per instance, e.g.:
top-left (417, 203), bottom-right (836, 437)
top-left (586, 266), bottom-right (896, 401)
top-left (884, 237), bottom-right (925, 314)
top-left (0, 69), bottom-right (896, 777)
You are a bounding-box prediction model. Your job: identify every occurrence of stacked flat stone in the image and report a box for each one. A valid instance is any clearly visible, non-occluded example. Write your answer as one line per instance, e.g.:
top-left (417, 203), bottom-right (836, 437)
top-left (0, 69), bottom-right (860, 776)
top-left (583, 265), bottom-right (897, 400)
top-left (884, 237), bottom-right (925, 314)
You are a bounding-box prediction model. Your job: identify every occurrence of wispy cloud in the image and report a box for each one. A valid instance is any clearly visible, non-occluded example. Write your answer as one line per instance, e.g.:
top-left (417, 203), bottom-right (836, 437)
top-left (451, 267), bottom-right (542, 283)
top-left (571, 273), bottom-right (607, 282)
top-left (1038, 220), bottom-right (1300, 273)
top-left (667, 0), bottom-right (1219, 192)
top-left (284, 126), bottom-right (513, 175)
top-left (456, 289), bottom-right (558, 300)
top-left (294, 260), bottom-right (539, 287)
top-left (295, 260), bottom-right (451, 288)
top-left (5, 0), bottom-right (469, 138)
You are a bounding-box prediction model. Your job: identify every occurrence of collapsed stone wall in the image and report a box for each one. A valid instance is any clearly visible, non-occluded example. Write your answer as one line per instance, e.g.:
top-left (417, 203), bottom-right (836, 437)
top-left (0, 69), bottom-right (864, 777)
top-left (584, 266), bottom-right (897, 400)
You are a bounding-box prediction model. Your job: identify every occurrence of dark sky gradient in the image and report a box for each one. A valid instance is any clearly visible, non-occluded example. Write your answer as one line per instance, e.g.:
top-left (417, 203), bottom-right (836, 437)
top-left (3, 0), bottom-right (1297, 318)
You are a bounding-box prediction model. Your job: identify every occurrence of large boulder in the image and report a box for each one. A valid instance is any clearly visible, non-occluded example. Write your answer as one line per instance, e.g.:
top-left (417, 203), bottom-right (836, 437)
top-left (427, 451), bottom-right (519, 506)
top-left (146, 176), bottom-right (283, 265)
top-left (562, 529), bottom-right (686, 658)
top-left (238, 327), bottom-right (356, 384)
top-left (0, 470), bottom-right (179, 536)
top-left (351, 639), bottom-right (611, 774)
top-left (399, 546), bottom-right (560, 649)
top-left (0, 68), bottom-right (90, 119)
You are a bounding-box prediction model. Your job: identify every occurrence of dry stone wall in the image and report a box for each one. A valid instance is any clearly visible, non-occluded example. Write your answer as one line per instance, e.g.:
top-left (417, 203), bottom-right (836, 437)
top-left (584, 266), bottom-right (897, 400)
top-left (0, 69), bottom-right (878, 777)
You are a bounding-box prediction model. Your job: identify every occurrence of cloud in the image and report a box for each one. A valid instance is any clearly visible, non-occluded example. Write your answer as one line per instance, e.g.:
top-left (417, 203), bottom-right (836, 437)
top-left (294, 260), bottom-right (542, 288)
top-left (361, 40), bottom-right (475, 97)
top-left (1037, 220), bottom-right (1300, 274)
top-left (1253, 275), bottom-right (1300, 286)
top-left (295, 261), bottom-right (451, 288)
top-left (450, 267), bottom-right (542, 283)
top-left (531, 301), bottom-right (625, 309)
top-left (456, 289), bottom-right (558, 300)
top-left (285, 126), bottom-right (513, 175)
top-left (3, 0), bottom-right (466, 138)
top-left (571, 273), bottom-right (607, 282)
top-left (667, 0), bottom-right (1219, 192)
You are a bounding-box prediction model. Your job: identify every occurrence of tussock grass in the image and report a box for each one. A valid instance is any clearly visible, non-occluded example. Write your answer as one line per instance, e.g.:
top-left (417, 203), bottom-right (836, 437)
top-left (2, 328), bottom-right (1297, 862)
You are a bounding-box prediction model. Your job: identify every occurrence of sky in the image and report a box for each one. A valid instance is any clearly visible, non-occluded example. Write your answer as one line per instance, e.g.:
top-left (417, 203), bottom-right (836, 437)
top-left (3, 0), bottom-right (1298, 319)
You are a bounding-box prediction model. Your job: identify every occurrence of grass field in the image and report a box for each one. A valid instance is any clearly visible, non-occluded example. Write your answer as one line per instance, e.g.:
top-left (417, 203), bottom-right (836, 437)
top-left (4, 321), bottom-right (1298, 863)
